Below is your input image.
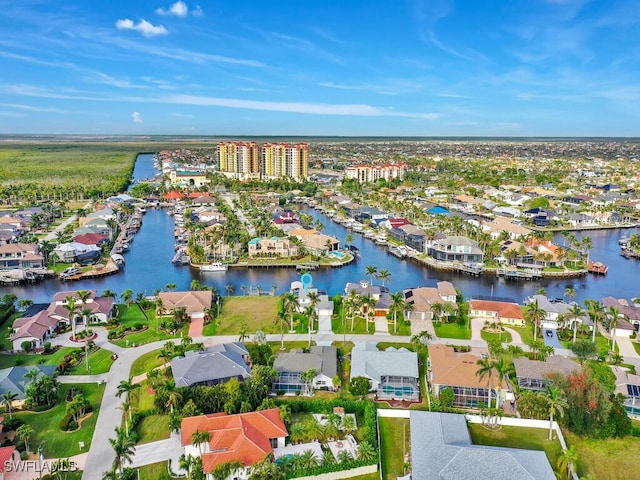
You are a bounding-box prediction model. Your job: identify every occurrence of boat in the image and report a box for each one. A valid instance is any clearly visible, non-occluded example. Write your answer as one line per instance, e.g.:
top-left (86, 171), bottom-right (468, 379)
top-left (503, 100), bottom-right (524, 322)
top-left (374, 235), bottom-right (388, 245)
top-left (352, 222), bottom-right (364, 232)
top-left (619, 236), bottom-right (629, 246)
top-left (388, 245), bottom-right (407, 259)
top-left (200, 263), bottom-right (228, 272)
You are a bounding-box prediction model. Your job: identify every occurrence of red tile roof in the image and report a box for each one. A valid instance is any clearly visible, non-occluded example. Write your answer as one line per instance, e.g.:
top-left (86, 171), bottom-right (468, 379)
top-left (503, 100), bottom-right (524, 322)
top-left (470, 299), bottom-right (524, 320)
top-left (0, 446), bottom-right (16, 472)
top-left (181, 409), bottom-right (287, 473)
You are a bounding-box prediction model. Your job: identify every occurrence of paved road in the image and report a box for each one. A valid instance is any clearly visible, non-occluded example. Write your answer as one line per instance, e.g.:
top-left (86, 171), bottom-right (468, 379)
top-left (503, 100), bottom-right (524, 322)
top-left (76, 325), bottom-right (634, 479)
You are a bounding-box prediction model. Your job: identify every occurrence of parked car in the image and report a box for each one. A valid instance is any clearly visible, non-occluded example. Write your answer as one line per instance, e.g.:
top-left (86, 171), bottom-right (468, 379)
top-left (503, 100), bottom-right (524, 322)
top-left (546, 330), bottom-right (553, 337)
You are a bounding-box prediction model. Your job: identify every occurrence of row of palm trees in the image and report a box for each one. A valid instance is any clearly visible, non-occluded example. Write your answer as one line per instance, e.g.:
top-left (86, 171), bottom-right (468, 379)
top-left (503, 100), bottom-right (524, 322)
top-left (526, 296), bottom-right (622, 349)
top-left (289, 414), bottom-right (357, 444)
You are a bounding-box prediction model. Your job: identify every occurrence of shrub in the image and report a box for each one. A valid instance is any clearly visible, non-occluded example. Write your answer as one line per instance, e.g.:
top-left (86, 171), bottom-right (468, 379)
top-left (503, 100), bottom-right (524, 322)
top-left (20, 451), bottom-right (28, 460)
top-left (67, 421), bottom-right (78, 431)
top-left (133, 322), bottom-right (143, 330)
top-left (59, 414), bottom-right (73, 431)
top-left (21, 341), bottom-right (32, 352)
top-left (43, 341), bottom-right (52, 353)
top-left (3, 417), bottom-right (24, 432)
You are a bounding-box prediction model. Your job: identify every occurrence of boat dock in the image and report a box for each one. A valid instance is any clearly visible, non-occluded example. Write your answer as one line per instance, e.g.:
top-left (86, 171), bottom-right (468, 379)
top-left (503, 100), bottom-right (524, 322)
top-left (496, 267), bottom-right (543, 280)
top-left (587, 261), bottom-right (608, 274)
top-left (60, 259), bottom-right (120, 281)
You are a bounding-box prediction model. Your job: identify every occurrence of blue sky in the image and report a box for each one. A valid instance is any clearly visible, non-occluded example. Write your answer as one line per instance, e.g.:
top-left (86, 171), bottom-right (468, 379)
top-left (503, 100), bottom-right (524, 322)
top-left (0, 0), bottom-right (639, 136)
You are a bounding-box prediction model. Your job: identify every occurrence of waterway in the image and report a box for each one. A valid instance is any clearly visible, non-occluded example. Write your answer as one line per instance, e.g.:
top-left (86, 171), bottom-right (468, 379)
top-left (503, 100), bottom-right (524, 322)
top-left (4, 154), bottom-right (639, 304)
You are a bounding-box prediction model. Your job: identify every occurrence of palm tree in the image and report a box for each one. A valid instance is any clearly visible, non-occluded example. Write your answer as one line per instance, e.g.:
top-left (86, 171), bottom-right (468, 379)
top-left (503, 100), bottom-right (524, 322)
top-left (307, 291), bottom-right (321, 332)
top-left (492, 356), bottom-right (513, 408)
top-left (120, 289), bottom-right (133, 304)
top-left (238, 323), bottom-right (249, 342)
top-left (281, 292), bottom-right (298, 332)
top-left (63, 296), bottom-right (79, 340)
top-left (357, 441), bottom-right (377, 462)
top-left (377, 268), bottom-right (391, 286)
top-left (568, 304), bottom-right (585, 343)
top-left (609, 306), bottom-right (619, 350)
top-left (1, 391), bottom-right (18, 419)
top-left (116, 378), bottom-right (140, 402)
top-left (476, 358), bottom-right (495, 409)
top-left (191, 429), bottom-right (211, 456)
top-left (361, 294), bottom-right (377, 333)
top-left (525, 300), bottom-right (545, 342)
top-left (365, 265), bottom-right (378, 284)
top-left (557, 445), bottom-right (579, 480)
top-left (586, 300), bottom-right (605, 343)
top-left (564, 287), bottom-right (576, 304)
top-left (16, 424), bottom-right (34, 454)
top-left (347, 289), bottom-right (359, 331)
top-left (109, 427), bottom-right (136, 475)
top-left (389, 292), bottom-right (405, 334)
top-left (23, 368), bottom-right (40, 385)
top-left (225, 284), bottom-right (234, 296)
top-left (274, 311), bottom-right (288, 350)
top-left (160, 378), bottom-right (182, 412)
top-left (300, 449), bottom-right (319, 469)
top-left (544, 385), bottom-right (568, 441)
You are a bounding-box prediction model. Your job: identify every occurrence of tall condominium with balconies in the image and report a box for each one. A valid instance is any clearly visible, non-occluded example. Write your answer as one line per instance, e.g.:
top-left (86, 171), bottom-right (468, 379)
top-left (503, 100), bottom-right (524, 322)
top-left (261, 143), bottom-right (308, 180)
top-left (217, 141), bottom-right (260, 180)
top-left (217, 141), bottom-right (308, 181)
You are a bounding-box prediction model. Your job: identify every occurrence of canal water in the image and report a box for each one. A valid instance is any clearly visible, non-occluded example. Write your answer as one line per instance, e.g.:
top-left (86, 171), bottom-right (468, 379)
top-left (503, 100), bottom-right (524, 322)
top-left (4, 154), bottom-right (639, 304)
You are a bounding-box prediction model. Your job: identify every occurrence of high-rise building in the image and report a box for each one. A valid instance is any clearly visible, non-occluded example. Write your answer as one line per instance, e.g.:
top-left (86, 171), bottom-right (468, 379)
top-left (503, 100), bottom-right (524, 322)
top-left (344, 162), bottom-right (407, 183)
top-left (261, 143), bottom-right (308, 180)
top-left (217, 142), bottom-right (308, 181)
top-left (217, 142), bottom-right (260, 180)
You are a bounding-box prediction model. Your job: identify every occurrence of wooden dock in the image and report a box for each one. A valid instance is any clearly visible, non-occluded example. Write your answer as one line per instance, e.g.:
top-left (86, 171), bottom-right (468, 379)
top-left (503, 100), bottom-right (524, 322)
top-left (588, 261), bottom-right (608, 274)
top-left (61, 259), bottom-right (120, 281)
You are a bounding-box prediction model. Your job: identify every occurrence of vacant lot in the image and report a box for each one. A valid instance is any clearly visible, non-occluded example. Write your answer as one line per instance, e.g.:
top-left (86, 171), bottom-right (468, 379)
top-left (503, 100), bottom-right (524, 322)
top-left (565, 431), bottom-right (640, 480)
top-left (203, 296), bottom-right (280, 335)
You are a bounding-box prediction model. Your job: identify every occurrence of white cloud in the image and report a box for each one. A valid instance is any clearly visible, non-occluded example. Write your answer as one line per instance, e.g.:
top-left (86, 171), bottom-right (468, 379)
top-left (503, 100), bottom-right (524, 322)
top-left (115, 19), bottom-right (168, 38)
top-left (192, 5), bottom-right (204, 17)
top-left (132, 111), bottom-right (143, 123)
top-left (156, 1), bottom-right (188, 17)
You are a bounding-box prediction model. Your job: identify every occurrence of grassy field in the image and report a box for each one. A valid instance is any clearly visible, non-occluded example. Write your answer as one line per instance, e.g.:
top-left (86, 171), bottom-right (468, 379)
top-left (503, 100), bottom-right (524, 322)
top-left (130, 380), bottom-right (156, 411)
top-left (468, 424), bottom-right (563, 474)
top-left (332, 314), bottom-right (375, 335)
top-left (565, 431), bottom-right (640, 480)
top-left (433, 322), bottom-right (471, 340)
top-left (130, 349), bottom-right (166, 377)
top-left (378, 416), bottom-right (410, 480)
top-left (0, 346), bottom-right (74, 369)
top-left (68, 348), bottom-right (115, 375)
top-left (15, 383), bottom-right (105, 458)
top-left (136, 414), bottom-right (170, 444)
top-left (203, 296), bottom-right (280, 335)
top-left (481, 329), bottom-right (513, 343)
top-left (138, 461), bottom-right (170, 479)
top-left (111, 304), bottom-right (189, 348)
top-left (0, 311), bottom-right (19, 350)
top-left (0, 143), bottom-right (135, 191)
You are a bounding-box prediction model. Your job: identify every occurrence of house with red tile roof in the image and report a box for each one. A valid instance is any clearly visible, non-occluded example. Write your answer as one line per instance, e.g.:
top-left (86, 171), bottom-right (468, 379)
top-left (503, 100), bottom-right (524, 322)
top-left (157, 291), bottom-right (212, 319)
top-left (469, 299), bottom-right (525, 327)
top-left (0, 445), bottom-right (18, 479)
top-left (181, 409), bottom-right (287, 476)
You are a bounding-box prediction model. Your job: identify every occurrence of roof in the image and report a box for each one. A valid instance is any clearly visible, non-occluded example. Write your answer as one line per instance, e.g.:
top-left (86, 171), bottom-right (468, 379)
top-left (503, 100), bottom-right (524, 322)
top-left (0, 366), bottom-right (56, 400)
top-left (181, 409), bottom-right (287, 472)
top-left (410, 411), bottom-right (555, 480)
top-left (470, 299), bottom-right (524, 320)
top-left (170, 343), bottom-right (251, 387)
top-left (158, 291), bottom-right (212, 315)
top-left (513, 356), bottom-right (579, 381)
top-left (273, 346), bottom-right (337, 378)
top-left (350, 342), bottom-right (418, 382)
top-left (429, 344), bottom-right (506, 390)
top-left (11, 310), bottom-right (57, 341)
top-left (0, 446), bottom-right (16, 472)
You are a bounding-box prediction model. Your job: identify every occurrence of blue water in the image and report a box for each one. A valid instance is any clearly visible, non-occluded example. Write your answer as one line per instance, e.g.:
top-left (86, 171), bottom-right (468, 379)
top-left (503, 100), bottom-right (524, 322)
top-left (4, 153), bottom-right (640, 305)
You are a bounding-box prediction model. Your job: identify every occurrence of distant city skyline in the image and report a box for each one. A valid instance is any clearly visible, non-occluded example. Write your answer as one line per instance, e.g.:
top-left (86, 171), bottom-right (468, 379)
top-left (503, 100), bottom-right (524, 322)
top-left (0, 0), bottom-right (638, 137)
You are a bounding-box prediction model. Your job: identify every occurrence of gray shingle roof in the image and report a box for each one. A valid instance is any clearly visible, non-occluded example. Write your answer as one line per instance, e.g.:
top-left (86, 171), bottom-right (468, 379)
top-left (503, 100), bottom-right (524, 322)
top-left (409, 411), bottom-right (555, 480)
top-left (170, 342), bottom-right (250, 387)
top-left (350, 342), bottom-right (418, 382)
top-left (513, 355), bottom-right (579, 381)
top-left (0, 366), bottom-right (56, 400)
top-left (273, 346), bottom-right (337, 378)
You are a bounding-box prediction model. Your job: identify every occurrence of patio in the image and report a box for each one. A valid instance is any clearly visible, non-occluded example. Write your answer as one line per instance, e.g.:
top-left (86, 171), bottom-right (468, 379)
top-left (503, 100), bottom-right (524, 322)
top-left (326, 434), bottom-right (359, 460)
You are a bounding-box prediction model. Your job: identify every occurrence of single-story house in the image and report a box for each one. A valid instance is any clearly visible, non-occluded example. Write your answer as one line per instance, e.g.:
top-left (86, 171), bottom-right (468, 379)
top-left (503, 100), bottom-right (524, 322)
top-left (272, 345), bottom-right (337, 394)
top-left (409, 411), bottom-right (555, 480)
top-left (469, 299), bottom-right (525, 327)
top-left (158, 291), bottom-right (212, 319)
top-left (0, 366), bottom-right (57, 404)
top-left (181, 409), bottom-right (287, 479)
top-left (428, 344), bottom-right (509, 408)
top-left (350, 342), bottom-right (419, 401)
top-left (513, 356), bottom-right (579, 392)
top-left (403, 281), bottom-right (457, 333)
top-left (171, 343), bottom-right (251, 388)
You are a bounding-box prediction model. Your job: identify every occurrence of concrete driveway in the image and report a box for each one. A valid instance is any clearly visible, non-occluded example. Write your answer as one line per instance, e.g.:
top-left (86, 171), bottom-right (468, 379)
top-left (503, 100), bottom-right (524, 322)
top-left (542, 329), bottom-right (563, 349)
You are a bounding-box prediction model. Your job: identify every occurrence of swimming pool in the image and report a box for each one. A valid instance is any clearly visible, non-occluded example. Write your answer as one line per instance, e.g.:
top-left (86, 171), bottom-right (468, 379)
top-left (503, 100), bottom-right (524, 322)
top-left (331, 251), bottom-right (346, 259)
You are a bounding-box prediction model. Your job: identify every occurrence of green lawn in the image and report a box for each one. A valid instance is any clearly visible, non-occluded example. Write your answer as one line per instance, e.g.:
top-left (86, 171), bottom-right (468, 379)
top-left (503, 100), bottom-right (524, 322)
top-left (111, 304), bottom-right (188, 348)
top-left (0, 346), bottom-right (74, 369)
top-left (68, 348), bottom-right (115, 375)
top-left (0, 311), bottom-right (20, 350)
top-left (138, 461), bottom-right (171, 479)
top-left (203, 296), bottom-right (280, 336)
top-left (378, 416), bottom-right (410, 480)
top-left (130, 380), bottom-right (156, 411)
top-left (633, 340), bottom-right (640, 356)
top-left (468, 424), bottom-right (562, 475)
top-left (136, 414), bottom-right (170, 444)
top-left (565, 431), bottom-right (640, 480)
top-left (332, 315), bottom-right (375, 335)
top-left (15, 383), bottom-right (105, 458)
top-left (130, 349), bottom-right (166, 377)
top-left (433, 322), bottom-right (471, 340)
top-left (481, 329), bottom-right (513, 343)
top-left (512, 320), bottom-right (534, 346)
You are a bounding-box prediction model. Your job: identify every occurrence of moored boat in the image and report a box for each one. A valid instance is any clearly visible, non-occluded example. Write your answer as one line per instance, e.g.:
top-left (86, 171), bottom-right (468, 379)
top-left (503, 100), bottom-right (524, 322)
top-left (200, 262), bottom-right (228, 272)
